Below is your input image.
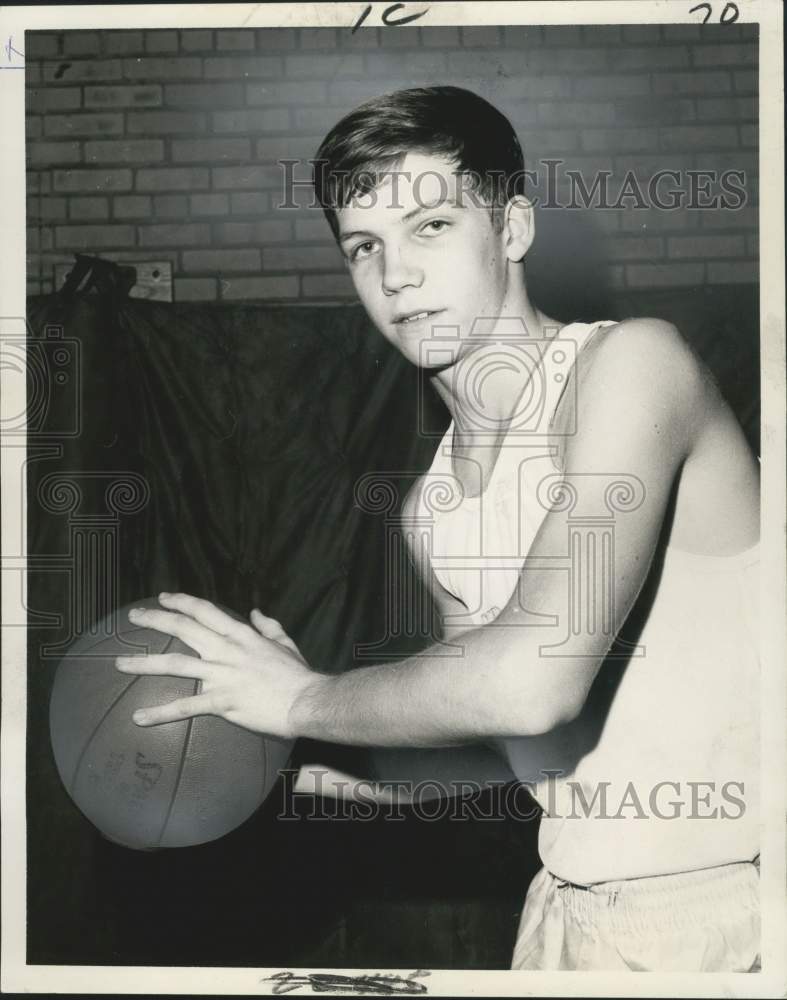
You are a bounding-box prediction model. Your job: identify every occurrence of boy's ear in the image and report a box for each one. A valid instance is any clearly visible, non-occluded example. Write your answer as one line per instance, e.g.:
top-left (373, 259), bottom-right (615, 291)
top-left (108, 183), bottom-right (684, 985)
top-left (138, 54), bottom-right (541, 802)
top-left (502, 196), bottom-right (535, 262)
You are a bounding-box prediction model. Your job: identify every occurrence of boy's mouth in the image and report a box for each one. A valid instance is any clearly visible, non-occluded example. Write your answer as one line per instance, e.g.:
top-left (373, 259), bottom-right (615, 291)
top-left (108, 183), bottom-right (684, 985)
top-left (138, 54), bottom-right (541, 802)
top-left (393, 309), bottom-right (443, 325)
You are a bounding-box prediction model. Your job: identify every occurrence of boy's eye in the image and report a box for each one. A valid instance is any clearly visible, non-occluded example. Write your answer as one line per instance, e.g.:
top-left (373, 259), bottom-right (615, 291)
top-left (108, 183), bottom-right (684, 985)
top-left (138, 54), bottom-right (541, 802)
top-left (419, 219), bottom-right (449, 235)
top-left (349, 240), bottom-right (378, 262)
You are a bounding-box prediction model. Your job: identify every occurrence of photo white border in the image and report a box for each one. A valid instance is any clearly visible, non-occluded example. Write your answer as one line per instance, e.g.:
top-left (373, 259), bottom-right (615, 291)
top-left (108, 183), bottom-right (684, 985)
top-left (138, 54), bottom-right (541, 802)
top-left (2, 2), bottom-right (784, 996)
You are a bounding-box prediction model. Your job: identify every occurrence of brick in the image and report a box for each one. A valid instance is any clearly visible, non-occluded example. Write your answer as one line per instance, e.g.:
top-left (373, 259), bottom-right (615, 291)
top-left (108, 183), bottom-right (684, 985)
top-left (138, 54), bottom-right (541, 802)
top-left (554, 49), bottom-right (608, 73)
top-left (145, 31), bottom-right (179, 54)
top-left (256, 135), bottom-right (319, 161)
top-left (27, 141), bottom-right (81, 168)
top-left (583, 128), bottom-right (659, 153)
top-left (152, 194), bottom-right (188, 218)
top-left (575, 75), bottom-right (651, 98)
top-left (84, 84), bottom-right (162, 108)
top-left (215, 29), bottom-right (255, 52)
top-left (171, 138), bottom-right (250, 163)
top-left (618, 208), bottom-right (696, 233)
top-left (43, 59), bottom-right (122, 83)
top-left (605, 236), bottom-right (664, 260)
top-left (700, 204), bottom-right (758, 229)
top-left (128, 110), bottom-right (207, 135)
top-left (707, 260), bottom-right (758, 283)
top-left (212, 165), bottom-right (280, 189)
top-left (301, 273), bottom-right (355, 298)
top-left (502, 102), bottom-right (539, 127)
top-left (136, 167), bottom-right (209, 191)
top-left (448, 51), bottom-right (535, 77)
top-left (294, 107), bottom-right (347, 132)
top-left (614, 97), bottom-right (696, 125)
top-left (85, 139), bottom-right (164, 164)
top-left (660, 124), bottom-right (738, 150)
top-left (230, 192), bottom-right (268, 214)
top-left (27, 280), bottom-right (42, 297)
top-left (497, 76), bottom-right (573, 100)
top-left (55, 224), bottom-right (136, 249)
top-left (740, 124), bottom-right (757, 148)
top-left (299, 28), bottom-right (337, 49)
top-left (204, 55), bottom-right (284, 80)
top-left (262, 245), bottom-right (342, 271)
top-left (746, 234), bottom-right (758, 256)
top-left (377, 26), bottom-right (419, 47)
top-left (105, 31), bottom-right (145, 56)
top-left (622, 25), bottom-right (662, 43)
top-left (662, 25), bottom-right (702, 42)
top-left (738, 24), bottom-right (759, 40)
top-left (25, 34), bottom-right (60, 59)
top-left (63, 32), bottom-right (101, 57)
top-left (502, 26), bottom-right (542, 46)
top-left (164, 82), bottom-right (245, 108)
top-left (340, 26), bottom-right (379, 49)
top-left (581, 25), bottom-right (622, 44)
top-left (27, 87), bottom-right (81, 113)
top-left (653, 72), bottom-right (731, 95)
top-left (538, 102), bottom-right (615, 126)
top-left (696, 96), bottom-right (757, 120)
top-left (733, 71), bottom-right (757, 94)
top-left (182, 249), bottom-right (261, 272)
top-left (694, 151), bottom-right (757, 174)
top-left (220, 276), bottom-right (299, 300)
top-left (113, 195), bottom-right (152, 219)
top-left (542, 25), bottom-right (583, 45)
top-left (693, 43), bottom-right (757, 67)
top-left (26, 63), bottom-right (41, 84)
top-left (527, 129), bottom-right (578, 153)
top-left (461, 26), bottom-right (501, 46)
top-left (69, 196), bottom-right (109, 221)
top-left (214, 108), bottom-right (290, 134)
top-left (286, 54), bottom-right (365, 78)
top-left (295, 218), bottom-right (333, 241)
top-left (189, 193), bottom-right (229, 216)
top-left (27, 195), bottom-right (67, 221)
top-left (174, 277), bottom-right (218, 301)
top-left (668, 235), bottom-right (745, 258)
top-left (256, 28), bottom-right (297, 50)
top-left (26, 117), bottom-right (42, 139)
top-left (214, 220), bottom-right (292, 244)
top-left (626, 262), bottom-right (704, 286)
top-left (615, 46), bottom-right (690, 70)
top-left (44, 113), bottom-right (123, 137)
top-left (180, 30), bottom-right (214, 52)
top-left (247, 80), bottom-right (327, 105)
top-left (122, 57), bottom-right (202, 80)
top-left (139, 223), bottom-right (210, 247)
top-left (421, 26), bottom-right (459, 46)
top-left (26, 172), bottom-right (46, 194)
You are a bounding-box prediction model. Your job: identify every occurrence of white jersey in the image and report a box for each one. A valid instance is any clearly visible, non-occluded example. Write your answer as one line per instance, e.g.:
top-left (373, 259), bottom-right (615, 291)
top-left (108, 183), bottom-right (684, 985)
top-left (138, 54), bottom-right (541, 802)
top-left (416, 320), bottom-right (760, 884)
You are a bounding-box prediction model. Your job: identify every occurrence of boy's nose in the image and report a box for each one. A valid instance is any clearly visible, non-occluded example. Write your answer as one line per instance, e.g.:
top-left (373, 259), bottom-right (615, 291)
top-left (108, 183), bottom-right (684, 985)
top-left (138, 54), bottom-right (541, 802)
top-left (382, 248), bottom-right (423, 294)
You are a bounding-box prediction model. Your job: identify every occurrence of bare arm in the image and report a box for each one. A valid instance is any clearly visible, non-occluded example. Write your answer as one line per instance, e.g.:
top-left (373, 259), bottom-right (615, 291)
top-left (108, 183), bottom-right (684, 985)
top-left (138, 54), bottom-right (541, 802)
top-left (289, 319), bottom-right (703, 746)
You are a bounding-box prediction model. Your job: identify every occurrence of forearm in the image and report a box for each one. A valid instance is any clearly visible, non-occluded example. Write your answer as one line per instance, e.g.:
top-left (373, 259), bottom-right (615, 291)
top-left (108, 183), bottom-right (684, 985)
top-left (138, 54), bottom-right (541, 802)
top-left (289, 622), bottom-right (597, 748)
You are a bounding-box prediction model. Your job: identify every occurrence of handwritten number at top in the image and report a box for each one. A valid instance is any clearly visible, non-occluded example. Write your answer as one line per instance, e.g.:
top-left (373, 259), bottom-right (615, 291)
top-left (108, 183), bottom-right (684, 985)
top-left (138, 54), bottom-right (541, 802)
top-left (352, 3), bottom-right (430, 33)
top-left (689, 2), bottom-right (740, 23)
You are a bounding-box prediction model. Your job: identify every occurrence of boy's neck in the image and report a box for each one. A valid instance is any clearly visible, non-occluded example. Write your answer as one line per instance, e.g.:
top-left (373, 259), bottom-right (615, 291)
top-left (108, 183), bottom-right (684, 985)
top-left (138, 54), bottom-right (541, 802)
top-left (429, 298), bottom-right (562, 439)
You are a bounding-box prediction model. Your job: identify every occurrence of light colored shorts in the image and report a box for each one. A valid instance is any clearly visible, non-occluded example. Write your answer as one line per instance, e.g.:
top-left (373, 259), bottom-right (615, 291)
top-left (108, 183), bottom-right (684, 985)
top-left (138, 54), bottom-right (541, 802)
top-left (511, 859), bottom-right (760, 972)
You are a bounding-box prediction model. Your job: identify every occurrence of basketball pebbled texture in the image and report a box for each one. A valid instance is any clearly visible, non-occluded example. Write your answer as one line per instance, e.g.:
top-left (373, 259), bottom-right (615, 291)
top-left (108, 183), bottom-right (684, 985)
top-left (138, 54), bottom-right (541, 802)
top-left (49, 596), bottom-right (294, 850)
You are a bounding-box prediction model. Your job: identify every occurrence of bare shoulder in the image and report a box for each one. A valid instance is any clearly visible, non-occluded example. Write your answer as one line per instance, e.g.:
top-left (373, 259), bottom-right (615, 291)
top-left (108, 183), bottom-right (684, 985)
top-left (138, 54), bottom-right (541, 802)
top-left (582, 317), bottom-right (704, 394)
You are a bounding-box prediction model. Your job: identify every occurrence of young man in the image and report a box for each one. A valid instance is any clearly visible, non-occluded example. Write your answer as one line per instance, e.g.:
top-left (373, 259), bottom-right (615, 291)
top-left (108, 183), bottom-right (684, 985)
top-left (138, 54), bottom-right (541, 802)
top-left (117, 87), bottom-right (761, 972)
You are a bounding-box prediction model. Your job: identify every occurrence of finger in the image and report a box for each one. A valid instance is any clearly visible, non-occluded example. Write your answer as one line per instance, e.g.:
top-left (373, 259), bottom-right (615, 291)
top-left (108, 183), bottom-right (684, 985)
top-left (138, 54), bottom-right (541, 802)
top-left (115, 652), bottom-right (211, 680)
top-left (126, 606), bottom-right (215, 654)
top-left (132, 692), bottom-right (219, 727)
top-left (250, 609), bottom-right (300, 652)
top-left (158, 592), bottom-right (250, 641)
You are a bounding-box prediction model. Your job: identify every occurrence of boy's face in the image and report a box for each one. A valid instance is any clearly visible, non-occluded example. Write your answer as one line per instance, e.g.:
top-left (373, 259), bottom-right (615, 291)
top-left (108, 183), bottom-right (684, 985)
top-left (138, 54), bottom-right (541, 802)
top-left (336, 152), bottom-right (515, 368)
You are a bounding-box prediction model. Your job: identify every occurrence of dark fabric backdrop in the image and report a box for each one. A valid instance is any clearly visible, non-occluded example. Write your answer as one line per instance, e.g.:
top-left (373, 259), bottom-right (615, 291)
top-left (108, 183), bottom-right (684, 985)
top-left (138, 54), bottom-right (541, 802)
top-left (24, 280), bottom-right (758, 968)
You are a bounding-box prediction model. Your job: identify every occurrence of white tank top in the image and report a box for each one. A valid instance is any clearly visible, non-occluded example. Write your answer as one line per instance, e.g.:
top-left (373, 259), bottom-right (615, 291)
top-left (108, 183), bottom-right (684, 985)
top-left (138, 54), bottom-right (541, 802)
top-left (417, 320), bottom-right (760, 884)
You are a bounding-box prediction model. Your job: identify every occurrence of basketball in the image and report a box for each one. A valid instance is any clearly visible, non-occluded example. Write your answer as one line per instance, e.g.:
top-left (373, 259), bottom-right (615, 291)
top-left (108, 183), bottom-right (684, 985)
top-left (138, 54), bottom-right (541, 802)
top-left (49, 596), bottom-right (294, 850)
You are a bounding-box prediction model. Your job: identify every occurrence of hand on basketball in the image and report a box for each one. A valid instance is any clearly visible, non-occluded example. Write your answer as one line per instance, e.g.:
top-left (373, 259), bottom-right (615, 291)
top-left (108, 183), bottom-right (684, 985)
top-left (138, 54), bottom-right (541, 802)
top-left (115, 593), bottom-right (322, 738)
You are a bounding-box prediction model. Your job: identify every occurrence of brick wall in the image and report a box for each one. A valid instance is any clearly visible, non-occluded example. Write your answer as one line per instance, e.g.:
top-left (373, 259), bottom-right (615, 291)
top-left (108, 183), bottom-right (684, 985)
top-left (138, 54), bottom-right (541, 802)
top-left (26, 23), bottom-right (758, 303)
